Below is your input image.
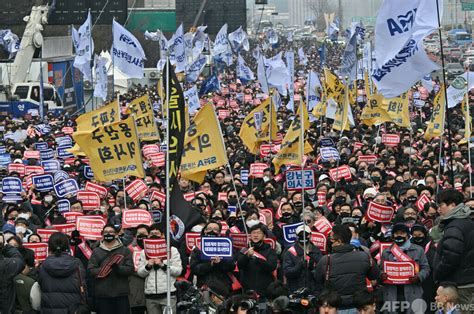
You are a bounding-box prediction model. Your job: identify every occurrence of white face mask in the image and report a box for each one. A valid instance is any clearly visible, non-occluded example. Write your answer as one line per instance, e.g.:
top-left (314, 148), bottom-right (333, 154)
top-left (191, 225), bottom-right (204, 233)
top-left (246, 219), bottom-right (260, 228)
top-left (18, 213), bottom-right (30, 220)
top-left (44, 195), bottom-right (53, 203)
top-left (16, 226), bottom-right (27, 234)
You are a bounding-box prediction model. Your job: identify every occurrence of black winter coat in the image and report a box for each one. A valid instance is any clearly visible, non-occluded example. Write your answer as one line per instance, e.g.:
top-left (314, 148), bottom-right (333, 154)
top-left (189, 246), bottom-right (235, 290)
top-left (433, 217), bottom-right (474, 285)
top-left (38, 253), bottom-right (86, 314)
top-left (282, 243), bottom-right (322, 293)
top-left (0, 245), bottom-right (25, 314)
top-left (313, 244), bottom-right (380, 309)
top-left (236, 242), bottom-right (278, 297)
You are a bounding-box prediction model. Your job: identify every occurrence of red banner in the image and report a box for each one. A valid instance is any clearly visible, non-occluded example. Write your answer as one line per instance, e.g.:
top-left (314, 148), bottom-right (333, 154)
top-left (382, 134), bottom-right (400, 147)
top-left (76, 217), bottom-right (106, 240)
top-left (382, 261), bottom-right (416, 285)
top-left (122, 209), bottom-right (153, 229)
top-left (8, 164), bottom-right (25, 176)
top-left (63, 212), bottom-right (84, 224)
top-left (62, 127), bottom-right (74, 135)
top-left (24, 151), bottom-right (40, 159)
top-left (317, 191), bottom-right (327, 205)
top-left (76, 191), bottom-right (101, 211)
top-left (25, 166), bottom-right (44, 176)
top-left (311, 232), bottom-right (327, 254)
top-left (218, 109), bottom-right (230, 119)
top-left (36, 229), bottom-right (58, 242)
top-left (85, 182), bottom-right (108, 199)
top-left (314, 217), bottom-right (332, 236)
top-left (53, 223), bottom-right (76, 235)
top-left (366, 202), bottom-right (395, 223)
top-left (23, 243), bottom-right (49, 262)
top-left (142, 144), bottom-right (160, 158)
top-left (416, 194), bottom-right (430, 212)
top-left (230, 233), bottom-right (249, 249)
top-left (353, 142), bottom-right (363, 150)
top-left (125, 179), bottom-right (148, 201)
top-left (183, 192), bottom-right (197, 202)
top-left (143, 238), bottom-right (167, 259)
top-left (150, 191), bottom-right (166, 204)
top-left (185, 232), bottom-right (202, 253)
top-left (260, 144), bottom-right (280, 157)
top-left (329, 165), bottom-right (352, 182)
top-left (249, 163), bottom-right (268, 178)
top-left (149, 153), bottom-right (165, 167)
top-left (217, 192), bottom-right (228, 202)
top-left (357, 155), bottom-right (378, 164)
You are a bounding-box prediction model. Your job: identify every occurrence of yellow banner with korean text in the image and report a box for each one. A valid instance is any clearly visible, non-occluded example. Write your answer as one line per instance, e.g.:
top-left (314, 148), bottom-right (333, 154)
top-left (180, 104), bottom-right (228, 183)
top-left (425, 86), bottom-right (446, 141)
top-left (73, 116), bottom-right (145, 182)
top-left (127, 95), bottom-right (160, 141)
top-left (75, 99), bottom-right (120, 132)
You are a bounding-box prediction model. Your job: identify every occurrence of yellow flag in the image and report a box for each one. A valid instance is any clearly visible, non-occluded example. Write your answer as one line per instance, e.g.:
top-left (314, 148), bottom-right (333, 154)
top-left (312, 95), bottom-right (327, 118)
top-left (272, 101), bottom-right (312, 173)
top-left (323, 68), bottom-right (344, 102)
top-left (180, 104), bottom-right (228, 183)
top-left (73, 116), bottom-right (145, 182)
top-left (425, 86), bottom-right (446, 141)
top-left (332, 86), bottom-right (350, 131)
top-left (361, 94), bottom-right (390, 126)
top-left (127, 95), bottom-right (160, 141)
top-left (383, 93), bottom-right (410, 128)
top-left (66, 143), bottom-right (87, 157)
top-left (459, 96), bottom-right (471, 144)
top-left (75, 99), bottom-right (120, 132)
top-left (239, 98), bottom-right (277, 154)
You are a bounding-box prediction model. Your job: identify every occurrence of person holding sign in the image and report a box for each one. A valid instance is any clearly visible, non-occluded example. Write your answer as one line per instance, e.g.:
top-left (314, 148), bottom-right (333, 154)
top-left (190, 221), bottom-right (235, 292)
top-left (137, 224), bottom-right (182, 314)
top-left (282, 224), bottom-right (322, 293)
top-left (380, 224), bottom-right (430, 314)
top-left (236, 224), bottom-right (278, 297)
top-left (88, 224), bottom-right (134, 314)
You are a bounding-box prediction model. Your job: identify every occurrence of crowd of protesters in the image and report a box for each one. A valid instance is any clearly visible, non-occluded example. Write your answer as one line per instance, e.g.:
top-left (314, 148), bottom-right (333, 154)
top-left (1, 34), bottom-right (474, 314)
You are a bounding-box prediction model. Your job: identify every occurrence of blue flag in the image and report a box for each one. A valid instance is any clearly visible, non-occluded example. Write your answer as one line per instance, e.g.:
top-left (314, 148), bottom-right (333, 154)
top-left (199, 74), bottom-right (220, 96)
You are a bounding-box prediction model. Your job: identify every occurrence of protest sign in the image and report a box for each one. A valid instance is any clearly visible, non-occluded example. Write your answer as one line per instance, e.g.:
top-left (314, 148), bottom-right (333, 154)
top-left (35, 142), bottom-right (49, 151)
top-left (125, 179), bottom-right (148, 201)
top-left (329, 165), bottom-right (352, 182)
top-left (382, 261), bottom-right (416, 285)
top-left (85, 182), bottom-right (108, 199)
top-left (382, 134), bottom-right (400, 146)
top-left (416, 194), bottom-right (430, 212)
top-left (366, 202), bottom-right (395, 223)
top-left (23, 243), bottom-right (48, 262)
top-left (283, 222), bottom-right (304, 245)
top-left (40, 149), bottom-right (54, 160)
top-left (358, 155), bottom-right (378, 164)
top-left (1, 177), bottom-right (22, 194)
top-left (63, 212), bottom-right (84, 224)
top-left (24, 151), bottom-right (40, 159)
top-left (185, 232), bottom-right (202, 253)
top-left (249, 163), bottom-right (268, 178)
top-left (53, 223), bottom-right (76, 235)
top-left (310, 232), bottom-right (327, 253)
top-left (25, 166), bottom-right (44, 176)
top-left (83, 166), bottom-right (94, 179)
top-left (259, 144), bottom-right (280, 157)
top-left (54, 179), bottom-right (79, 198)
top-left (230, 233), bottom-right (249, 249)
top-left (57, 199), bottom-right (71, 213)
top-left (8, 164), bottom-right (25, 176)
top-left (286, 168), bottom-right (315, 190)
top-left (76, 191), bottom-right (101, 211)
top-left (122, 209), bottom-right (153, 229)
top-left (36, 229), bottom-right (58, 242)
top-left (54, 171), bottom-right (70, 183)
top-left (314, 217), bottom-right (332, 236)
top-left (201, 237), bottom-right (233, 259)
top-left (41, 160), bottom-right (60, 173)
top-left (143, 238), bottom-right (167, 259)
top-left (32, 174), bottom-right (54, 192)
top-left (76, 216), bottom-right (106, 240)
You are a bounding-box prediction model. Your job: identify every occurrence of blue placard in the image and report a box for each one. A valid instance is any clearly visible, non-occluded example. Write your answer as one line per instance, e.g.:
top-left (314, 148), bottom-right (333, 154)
top-left (53, 178), bottom-right (79, 198)
top-left (228, 206), bottom-right (237, 214)
top-left (83, 166), bottom-right (94, 179)
top-left (282, 222), bottom-right (303, 245)
top-left (41, 160), bottom-right (60, 173)
top-left (54, 170), bottom-right (70, 183)
top-left (0, 153), bottom-right (11, 167)
top-left (56, 136), bottom-right (73, 147)
top-left (57, 199), bottom-right (71, 213)
top-left (320, 137), bottom-right (335, 147)
top-left (56, 146), bottom-right (74, 159)
top-left (0, 146), bottom-right (6, 154)
top-left (32, 174), bottom-right (54, 192)
top-left (151, 210), bottom-right (162, 223)
top-left (2, 194), bottom-right (22, 203)
top-left (320, 147), bottom-right (340, 161)
top-left (34, 142), bottom-right (49, 151)
top-left (1, 177), bottom-right (23, 194)
top-left (3, 133), bottom-right (15, 141)
top-left (240, 169), bottom-right (249, 185)
top-left (40, 149), bottom-right (55, 160)
top-left (35, 124), bottom-right (51, 134)
top-left (160, 143), bottom-right (167, 152)
top-left (201, 237), bottom-right (233, 259)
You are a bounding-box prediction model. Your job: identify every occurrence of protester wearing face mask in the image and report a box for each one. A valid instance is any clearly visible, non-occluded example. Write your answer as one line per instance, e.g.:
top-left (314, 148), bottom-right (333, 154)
top-left (14, 217), bottom-right (33, 241)
top-left (282, 224), bottom-right (322, 293)
top-left (314, 225), bottom-right (380, 311)
top-left (290, 192), bottom-right (304, 215)
top-left (273, 203), bottom-right (299, 249)
top-left (88, 224), bottom-right (134, 314)
top-left (137, 224), bottom-right (182, 314)
top-left (128, 225), bottom-right (149, 314)
top-left (237, 223), bottom-right (278, 297)
top-left (380, 224), bottom-right (430, 314)
top-left (190, 221), bottom-right (235, 292)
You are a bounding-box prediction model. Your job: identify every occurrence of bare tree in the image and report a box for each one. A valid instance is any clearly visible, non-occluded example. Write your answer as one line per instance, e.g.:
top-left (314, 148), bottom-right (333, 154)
top-left (308, 0), bottom-right (336, 32)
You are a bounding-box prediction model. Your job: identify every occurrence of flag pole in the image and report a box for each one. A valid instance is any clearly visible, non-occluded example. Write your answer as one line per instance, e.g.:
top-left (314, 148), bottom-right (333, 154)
top-left (466, 76), bottom-right (472, 191)
top-left (164, 56), bottom-right (172, 314)
top-left (435, 0), bottom-right (454, 184)
top-left (299, 91), bottom-right (307, 262)
top-left (112, 18), bottom-right (116, 98)
top-left (88, 9), bottom-right (95, 111)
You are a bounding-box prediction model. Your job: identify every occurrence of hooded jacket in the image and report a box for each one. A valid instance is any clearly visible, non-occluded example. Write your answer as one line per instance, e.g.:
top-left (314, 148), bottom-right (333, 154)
top-left (433, 203), bottom-right (474, 285)
top-left (0, 245), bottom-right (25, 314)
top-left (38, 253), bottom-right (85, 314)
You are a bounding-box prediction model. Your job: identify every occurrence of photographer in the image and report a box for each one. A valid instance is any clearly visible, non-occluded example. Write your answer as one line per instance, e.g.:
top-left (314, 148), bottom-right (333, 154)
top-left (237, 224), bottom-right (278, 298)
top-left (0, 232), bottom-right (26, 313)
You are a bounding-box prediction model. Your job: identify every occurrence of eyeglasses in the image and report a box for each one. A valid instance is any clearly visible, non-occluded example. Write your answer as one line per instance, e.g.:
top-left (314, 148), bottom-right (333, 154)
top-left (304, 220), bottom-right (314, 225)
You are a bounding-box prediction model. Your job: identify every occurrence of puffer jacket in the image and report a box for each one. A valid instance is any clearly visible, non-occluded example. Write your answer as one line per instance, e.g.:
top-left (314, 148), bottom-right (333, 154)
top-left (313, 244), bottom-right (380, 309)
top-left (282, 242), bottom-right (322, 293)
top-left (433, 203), bottom-right (474, 285)
top-left (87, 239), bottom-right (134, 298)
top-left (38, 253), bottom-right (86, 314)
top-left (0, 245), bottom-right (25, 314)
top-left (137, 246), bottom-right (182, 295)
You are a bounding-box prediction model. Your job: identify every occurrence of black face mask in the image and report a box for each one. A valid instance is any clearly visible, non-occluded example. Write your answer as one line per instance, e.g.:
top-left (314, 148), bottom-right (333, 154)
top-left (293, 201), bottom-right (303, 209)
top-left (406, 196), bottom-right (417, 203)
top-left (136, 236), bottom-right (146, 249)
top-left (228, 197), bottom-right (237, 205)
top-left (252, 240), bottom-right (263, 247)
top-left (298, 233), bottom-right (310, 244)
top-left (103, 233), bottom-right (115, 243)
top-left (149, 235), bottom-right (161, 239)
top-left (371, 176), bottom-right (381, 182)
top-left (393, 236), bottom-right (407, 245)
top-left (339, 212), bottom-right (350, 218)
top-left (411, 236), bottom-right (425, 245)
top-left (281, 212), bottom-right (293, 219)
top-left (205, 231), bottom-right (219, 237)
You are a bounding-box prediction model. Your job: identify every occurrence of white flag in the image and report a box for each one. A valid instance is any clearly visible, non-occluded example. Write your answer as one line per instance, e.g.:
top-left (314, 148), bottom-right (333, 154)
top-left (447, 72), bottom-right (474, 108)
top-left (186, 54), bottom-right (207, 83)
top-left (0, 29), bottom-right (20, 59)
top-left (73, 12), bottom-right (94, 81)
top-left (264, 52), bottom-right (289, 96)
top-left (213, 24), bottom-right (229, 56)
top-left (266, 28), bottom-right (278, 45)
top-left (93, 55), bottom-right (108, 101)
top-left (169, 24), bottom-right (186, 73)
top-left (237, 54), bottom-right (255, 82)
top-left (228, 26), bottom-right (249, 52)
top-left (287, 31), bottom-right (293, 42)
top-left (421, 74), bottom-right (434, 92)
top-left (285, 50), bottom-right (295, 111)
top-left (193, 26), bottom-right (208, 59)
top-left (298, 47), bottom-right (308, 66)
top-left (112, 20), bottom-right (146, 78)
top-left (258, 55), bottom-right (269, 95)
top-left (306, 71), bottom-right (321, 110)
top-left (184, 32), bottom-right (194, 62)
top-left (145, 29), bottom-right (168, 71)
top-left (372, 0), bottom-right (442, 98)
top-left (184, 85), bottom-right (200, 114)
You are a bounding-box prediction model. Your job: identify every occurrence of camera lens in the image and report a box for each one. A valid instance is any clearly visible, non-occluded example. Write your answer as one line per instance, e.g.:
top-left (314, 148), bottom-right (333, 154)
top-left (240, 299), bottom-right (256, 310)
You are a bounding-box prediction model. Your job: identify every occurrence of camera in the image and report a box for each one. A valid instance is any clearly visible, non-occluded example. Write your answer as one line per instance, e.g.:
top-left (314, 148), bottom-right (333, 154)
top-left (175, 281), bottom-right (208, 314)
top-left (288, 288), bottom-right (317, 310)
